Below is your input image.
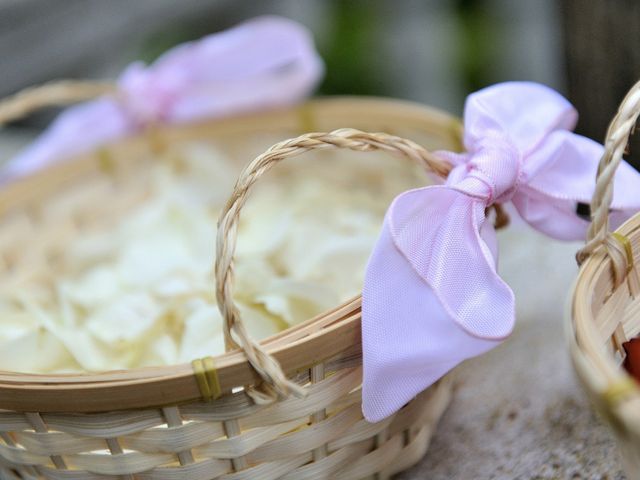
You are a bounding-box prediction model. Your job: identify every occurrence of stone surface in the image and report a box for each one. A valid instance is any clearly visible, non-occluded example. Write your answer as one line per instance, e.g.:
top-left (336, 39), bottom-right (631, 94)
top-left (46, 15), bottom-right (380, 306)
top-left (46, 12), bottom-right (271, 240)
top-left (397, 225), bottom-right (626, 479)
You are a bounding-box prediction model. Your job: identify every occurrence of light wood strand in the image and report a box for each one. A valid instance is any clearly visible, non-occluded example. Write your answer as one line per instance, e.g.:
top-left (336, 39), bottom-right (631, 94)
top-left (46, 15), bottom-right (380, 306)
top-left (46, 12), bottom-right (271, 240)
top-left (571, 80), bottom-right (640, 479)
top-left (576, 80), bottom-right (640, 286)
top-left (0, 81), bottom-right (115, 127)
top-left (214, 128), bottom-right (452, 402)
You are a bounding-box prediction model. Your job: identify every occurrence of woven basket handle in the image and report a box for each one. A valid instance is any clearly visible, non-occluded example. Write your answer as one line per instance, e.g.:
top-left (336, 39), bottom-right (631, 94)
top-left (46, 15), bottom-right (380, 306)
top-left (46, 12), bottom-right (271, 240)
top-left (0, 81), bottom-right (114, 127)
top-left (576, 80), bottom-right (640, 286)
top-left (215, 128), bottom-right (452, 401)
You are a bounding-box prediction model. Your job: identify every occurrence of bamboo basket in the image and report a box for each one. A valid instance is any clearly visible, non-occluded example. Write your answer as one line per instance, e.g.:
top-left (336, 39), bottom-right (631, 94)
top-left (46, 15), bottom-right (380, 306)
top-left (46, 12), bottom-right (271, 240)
top-left (0, 81), bottom-right (463, 479)
top-left (571, 80), bottom-right (640, 477)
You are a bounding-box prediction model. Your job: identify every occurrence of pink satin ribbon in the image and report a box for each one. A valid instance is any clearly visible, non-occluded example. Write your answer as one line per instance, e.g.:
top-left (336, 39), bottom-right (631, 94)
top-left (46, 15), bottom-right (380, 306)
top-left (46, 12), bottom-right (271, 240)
top-left (3, 16), bottom-right (323, 180)
top-left (361, 82), bottom-right (640, 422)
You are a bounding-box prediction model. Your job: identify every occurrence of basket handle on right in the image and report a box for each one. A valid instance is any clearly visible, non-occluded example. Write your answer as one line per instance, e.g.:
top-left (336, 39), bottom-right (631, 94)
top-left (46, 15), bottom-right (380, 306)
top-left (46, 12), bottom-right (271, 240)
top-left (215, 128), bottom-right (452, 402)
top-left (576, 80), bottom-right (640, 287)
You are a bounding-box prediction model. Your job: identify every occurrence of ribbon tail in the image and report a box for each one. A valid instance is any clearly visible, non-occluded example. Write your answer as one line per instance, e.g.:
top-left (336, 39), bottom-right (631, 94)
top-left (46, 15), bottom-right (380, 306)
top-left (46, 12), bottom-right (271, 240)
top-left (2, 99), bottom-right (130, 183)
top-left (362, 185), bottom-right (514, 422)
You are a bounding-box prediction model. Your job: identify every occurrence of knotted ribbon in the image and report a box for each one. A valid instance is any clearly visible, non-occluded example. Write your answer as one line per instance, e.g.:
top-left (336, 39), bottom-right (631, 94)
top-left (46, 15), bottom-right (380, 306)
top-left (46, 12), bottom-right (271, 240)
top-left (362, 82), bottom-right (640, 422)
top-left (3, 16), bottom-right (323, 180)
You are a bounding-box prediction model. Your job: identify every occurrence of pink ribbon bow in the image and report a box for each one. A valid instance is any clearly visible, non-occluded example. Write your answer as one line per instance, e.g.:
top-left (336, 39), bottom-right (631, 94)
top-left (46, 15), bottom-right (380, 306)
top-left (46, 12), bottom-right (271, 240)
top-left (3, 16), bottom-right (323, 180)
top-left (362, 82), bottom-right (640, 422)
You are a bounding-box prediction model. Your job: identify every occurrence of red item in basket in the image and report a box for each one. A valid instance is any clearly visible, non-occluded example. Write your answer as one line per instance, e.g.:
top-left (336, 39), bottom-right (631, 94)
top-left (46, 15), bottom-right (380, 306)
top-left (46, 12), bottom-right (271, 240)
top-left (623, 338), bottom-right (640, 381)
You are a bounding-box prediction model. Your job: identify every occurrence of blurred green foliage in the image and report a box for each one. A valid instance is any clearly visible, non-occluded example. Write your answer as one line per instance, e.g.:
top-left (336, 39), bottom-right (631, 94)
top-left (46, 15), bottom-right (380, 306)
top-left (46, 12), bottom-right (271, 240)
top-left (135, 0), bottom-right (500, 100)
top-left (316, 1), bottom-right (388, 96)
top-left (138, 30), bottom-right (192, 64)
top-left (454, 0), bottom-right (500, 93)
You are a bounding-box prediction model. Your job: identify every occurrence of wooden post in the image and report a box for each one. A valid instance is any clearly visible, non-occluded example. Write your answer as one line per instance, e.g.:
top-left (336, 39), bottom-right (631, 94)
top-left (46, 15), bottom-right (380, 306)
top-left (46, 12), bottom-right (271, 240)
top-left (561, 0), bottom-right (640, 167)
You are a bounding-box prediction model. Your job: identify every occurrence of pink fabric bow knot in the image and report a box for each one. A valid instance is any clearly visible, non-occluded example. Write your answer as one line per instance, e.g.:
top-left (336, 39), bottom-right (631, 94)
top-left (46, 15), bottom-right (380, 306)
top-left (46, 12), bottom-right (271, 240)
top-left (362, 82), bottom-right (640, 422)
top-left (3, 16), bottom-right (323, 180)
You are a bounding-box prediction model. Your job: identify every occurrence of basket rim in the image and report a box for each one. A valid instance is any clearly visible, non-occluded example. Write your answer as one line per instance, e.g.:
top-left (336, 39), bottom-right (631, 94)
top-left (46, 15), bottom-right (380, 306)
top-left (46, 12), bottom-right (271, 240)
top-left (570, 211), bottom-right (640, 400)
top-left (0, 95), bottom-right (462, 412)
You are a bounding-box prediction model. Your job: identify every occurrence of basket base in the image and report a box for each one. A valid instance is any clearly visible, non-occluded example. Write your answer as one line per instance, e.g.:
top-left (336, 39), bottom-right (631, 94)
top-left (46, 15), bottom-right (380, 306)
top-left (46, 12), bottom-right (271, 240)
top-left (0, 373), bottom-right (453, 480)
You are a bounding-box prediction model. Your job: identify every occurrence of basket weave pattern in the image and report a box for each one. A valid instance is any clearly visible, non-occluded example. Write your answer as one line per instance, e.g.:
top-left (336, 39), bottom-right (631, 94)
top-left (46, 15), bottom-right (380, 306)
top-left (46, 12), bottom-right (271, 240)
top-left (0, 372), bottom-right (452, 479)
top-left (0, 83), bottom-right (463, 479)
top-left (572, 80), bottom-right (640, 477)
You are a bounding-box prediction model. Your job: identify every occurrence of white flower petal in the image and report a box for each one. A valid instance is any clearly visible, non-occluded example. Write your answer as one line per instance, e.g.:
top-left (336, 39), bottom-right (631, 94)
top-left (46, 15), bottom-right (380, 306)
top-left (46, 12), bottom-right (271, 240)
top-left (86, 293), bottom-right (160, 345)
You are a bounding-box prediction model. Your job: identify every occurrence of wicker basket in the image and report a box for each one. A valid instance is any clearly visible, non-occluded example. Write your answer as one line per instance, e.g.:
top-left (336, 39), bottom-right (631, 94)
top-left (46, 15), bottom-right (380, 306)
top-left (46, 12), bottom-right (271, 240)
top-left (570, 80), bottom-right (640, 477)
top-left (0, 82), bottom-right (463, 479)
